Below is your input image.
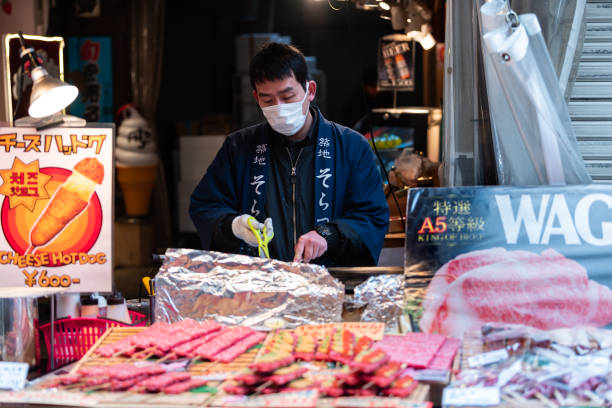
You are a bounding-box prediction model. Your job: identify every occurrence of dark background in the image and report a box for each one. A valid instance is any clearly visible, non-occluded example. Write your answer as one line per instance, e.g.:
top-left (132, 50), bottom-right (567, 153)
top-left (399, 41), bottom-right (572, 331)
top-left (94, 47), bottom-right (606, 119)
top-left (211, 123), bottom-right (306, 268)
top-left (47, 0), bottom-right (443, 246)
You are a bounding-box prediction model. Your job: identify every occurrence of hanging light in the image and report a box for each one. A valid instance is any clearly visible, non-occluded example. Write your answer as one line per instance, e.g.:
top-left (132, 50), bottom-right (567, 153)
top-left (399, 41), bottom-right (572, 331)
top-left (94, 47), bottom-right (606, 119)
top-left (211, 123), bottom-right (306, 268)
top-left (355, 0), bottom-right (380, 9)
top-left (379, 1), bottom-right (391, 11)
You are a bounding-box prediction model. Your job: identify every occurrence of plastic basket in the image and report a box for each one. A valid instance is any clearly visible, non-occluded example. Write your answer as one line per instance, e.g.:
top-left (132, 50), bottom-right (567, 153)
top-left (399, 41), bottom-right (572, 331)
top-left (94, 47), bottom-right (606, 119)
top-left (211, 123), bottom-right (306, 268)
top-left (38, 310), bottom-right (147, 370)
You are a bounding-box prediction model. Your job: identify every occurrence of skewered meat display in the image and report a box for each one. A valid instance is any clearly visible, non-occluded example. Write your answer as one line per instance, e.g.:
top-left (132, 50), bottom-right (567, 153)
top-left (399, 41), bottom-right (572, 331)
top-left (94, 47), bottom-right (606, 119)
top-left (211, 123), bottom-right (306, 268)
top-left (43, 323), bottom-right (435, 401)
top-left (95, 319), bottom-right (259, 364)
top-left (192, 326), bottom-right (255, 360)
top-left (214, 331), bottom-right (267, 363)
top-left (162, 378), bottom-right (208, 394)
top-left (142, 372), bottom-right (191, 392)
top-left (315, 330), bottom-right (333, 361)
top-left (329, 328), bottom-right (355, 364)
top-left (226, 327), bottom-right (423, 400)
top-left (294, 333), bottom-right (317, 361)
top-left (41, 362), bottom-right (207, 395)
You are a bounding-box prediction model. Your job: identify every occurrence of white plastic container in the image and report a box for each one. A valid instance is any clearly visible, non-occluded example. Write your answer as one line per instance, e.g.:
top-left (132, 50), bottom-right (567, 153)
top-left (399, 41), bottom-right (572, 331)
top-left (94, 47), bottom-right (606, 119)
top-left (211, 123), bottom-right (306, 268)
top-left (57, 293), bottom-right (80, 318)
top-left (93, 293), bottom-right (107, 318)
top-left (106, 293), bottom-right (131, 324)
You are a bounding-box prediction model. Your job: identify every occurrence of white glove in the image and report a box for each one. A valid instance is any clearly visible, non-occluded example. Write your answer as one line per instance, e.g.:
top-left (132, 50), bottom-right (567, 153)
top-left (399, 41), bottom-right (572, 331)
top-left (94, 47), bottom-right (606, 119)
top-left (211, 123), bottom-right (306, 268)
top-left (231, 215), bottom-right (273, 247)
top-left (263, 217), bottom-right (274, 239)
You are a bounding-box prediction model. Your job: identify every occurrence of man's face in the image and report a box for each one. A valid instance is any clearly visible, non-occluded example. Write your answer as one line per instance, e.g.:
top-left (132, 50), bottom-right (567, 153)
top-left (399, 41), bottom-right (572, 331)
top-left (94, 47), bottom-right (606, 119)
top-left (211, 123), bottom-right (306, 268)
top-left (253, 74), bottom-right (314, 113)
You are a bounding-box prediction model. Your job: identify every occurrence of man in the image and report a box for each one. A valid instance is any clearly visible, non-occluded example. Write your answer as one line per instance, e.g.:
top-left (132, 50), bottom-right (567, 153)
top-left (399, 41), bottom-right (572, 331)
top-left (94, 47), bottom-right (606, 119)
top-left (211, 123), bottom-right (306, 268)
top-left (190, 43), bottom-right (389, 266)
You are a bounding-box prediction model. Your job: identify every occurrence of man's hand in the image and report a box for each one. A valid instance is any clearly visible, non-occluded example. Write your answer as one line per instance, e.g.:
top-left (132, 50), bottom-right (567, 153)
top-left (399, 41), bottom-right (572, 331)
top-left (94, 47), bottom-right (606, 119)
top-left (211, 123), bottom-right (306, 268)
top-left (232, 215), bottom-right (273, 247)
top-left (293, 230), bottom-right (327, 263)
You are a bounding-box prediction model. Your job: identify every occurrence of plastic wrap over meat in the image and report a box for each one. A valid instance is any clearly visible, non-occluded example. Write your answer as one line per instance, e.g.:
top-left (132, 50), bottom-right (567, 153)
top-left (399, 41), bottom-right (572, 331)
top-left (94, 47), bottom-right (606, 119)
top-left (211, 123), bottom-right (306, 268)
top-left (154, 249), bottom-right (344, 330)
top-left (0, 297), bottom-right (37, 366)
top-left (353, 275), bottom-right (404, 329)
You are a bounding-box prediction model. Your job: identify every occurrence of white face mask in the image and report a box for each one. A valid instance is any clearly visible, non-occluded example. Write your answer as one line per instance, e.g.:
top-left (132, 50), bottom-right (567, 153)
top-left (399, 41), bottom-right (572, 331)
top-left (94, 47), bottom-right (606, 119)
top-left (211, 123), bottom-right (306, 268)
top-left (260, 83), bottom-right (309, 136)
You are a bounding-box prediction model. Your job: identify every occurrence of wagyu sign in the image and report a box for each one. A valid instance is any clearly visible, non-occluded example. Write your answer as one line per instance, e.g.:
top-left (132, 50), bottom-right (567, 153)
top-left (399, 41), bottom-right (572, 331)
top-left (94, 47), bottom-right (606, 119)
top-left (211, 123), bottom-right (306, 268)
top-left (496, 193), bottom-right (612, 246)
top-left (405, 185), bottom-right (612, 338)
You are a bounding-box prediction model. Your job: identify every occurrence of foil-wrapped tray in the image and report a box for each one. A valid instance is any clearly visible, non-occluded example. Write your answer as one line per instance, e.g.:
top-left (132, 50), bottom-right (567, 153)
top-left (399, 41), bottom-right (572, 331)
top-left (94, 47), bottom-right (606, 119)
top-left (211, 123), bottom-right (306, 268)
top-left (352, 274), bottom-right (405, 329)
top-left (154, 249), bottom-right (344, 330)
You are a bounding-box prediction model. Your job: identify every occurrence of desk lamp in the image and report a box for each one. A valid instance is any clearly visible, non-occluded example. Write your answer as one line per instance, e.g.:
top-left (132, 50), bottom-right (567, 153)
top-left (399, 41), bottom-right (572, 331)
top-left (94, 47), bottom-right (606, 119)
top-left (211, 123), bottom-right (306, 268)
top-left (13, 31), bottom-right (84, 129)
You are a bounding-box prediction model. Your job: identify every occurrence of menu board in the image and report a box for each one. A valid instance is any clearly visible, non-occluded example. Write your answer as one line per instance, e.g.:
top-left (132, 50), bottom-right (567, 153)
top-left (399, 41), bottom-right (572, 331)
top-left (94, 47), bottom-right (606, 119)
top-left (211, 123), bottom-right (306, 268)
top-left (405, 185), bottom-right (612, 338)
top-left (0, 126), bottom-right (113, 292)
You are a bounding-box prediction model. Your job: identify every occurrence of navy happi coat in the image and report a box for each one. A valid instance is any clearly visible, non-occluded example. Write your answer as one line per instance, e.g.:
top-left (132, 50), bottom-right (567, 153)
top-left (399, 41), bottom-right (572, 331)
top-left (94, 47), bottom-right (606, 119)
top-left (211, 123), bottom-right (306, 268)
top-left (190, 108), bottom-right (389, 265)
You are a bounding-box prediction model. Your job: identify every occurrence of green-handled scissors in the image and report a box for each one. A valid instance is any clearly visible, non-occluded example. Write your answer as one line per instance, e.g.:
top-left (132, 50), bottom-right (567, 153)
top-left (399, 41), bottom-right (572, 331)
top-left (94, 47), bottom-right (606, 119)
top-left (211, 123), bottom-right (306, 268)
top-left (247, 216), bottom-right (274, 258)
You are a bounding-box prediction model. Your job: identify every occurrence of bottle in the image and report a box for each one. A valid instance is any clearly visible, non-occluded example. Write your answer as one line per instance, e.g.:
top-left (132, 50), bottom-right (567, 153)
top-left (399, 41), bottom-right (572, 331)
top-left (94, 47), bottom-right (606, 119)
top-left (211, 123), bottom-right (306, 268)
top-left (384, 57), bottom-right (397, 84)
top-left (107, 293), bottom-right (131, 324)
top-left (394, 53), bottom-right (411, 80)
top-left (94, 293), bottom-right (107, 318)
top-left (80, 295), bottom-right (99, 318)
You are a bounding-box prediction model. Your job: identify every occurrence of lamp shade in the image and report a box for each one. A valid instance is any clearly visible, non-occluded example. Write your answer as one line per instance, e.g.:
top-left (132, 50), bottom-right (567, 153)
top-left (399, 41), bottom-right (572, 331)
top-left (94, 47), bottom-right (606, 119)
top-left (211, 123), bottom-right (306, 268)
top-left (28, 66), bottom-right (78, 118)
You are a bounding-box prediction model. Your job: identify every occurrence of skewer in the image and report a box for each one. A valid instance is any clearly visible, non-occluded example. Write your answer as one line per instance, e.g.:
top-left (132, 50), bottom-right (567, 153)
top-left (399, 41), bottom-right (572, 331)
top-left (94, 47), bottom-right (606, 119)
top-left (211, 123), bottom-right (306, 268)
top-left (362, 380), bottom-right (375, 390)
top-left (131, 352), bottom-right (155, 361)
top-left (584, 390), bottom-right (605, 406)
top-left (112, 347), bottom-right (135, 358)
top-left (505, 390), bottom-right (529, 405)
top-left (128, 347), bottom-right (157, 361)
top-left (553, 390), bottom-right (566, 406)
top-left (188, 356), bottom-right (203, 367)
top-left (62, 382), bottom-right (84, 391)
top-left (253, 380), bottom-right (273, 396)
top-left (534, 391), bottom-right (559, 408)
top-left (81, 383), bottom-right (110, 392)
top-left (127, 385), bottom-right (146, 394)
top-left (157, 352), bottom-right (178, 363)
top-left (200, 361), bottom-right (221, 374)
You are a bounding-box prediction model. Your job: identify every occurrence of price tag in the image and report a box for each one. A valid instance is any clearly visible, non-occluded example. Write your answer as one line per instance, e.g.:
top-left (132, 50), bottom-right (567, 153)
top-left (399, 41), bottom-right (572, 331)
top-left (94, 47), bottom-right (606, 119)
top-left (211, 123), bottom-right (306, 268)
top-left (223, 390), bottom-right (318, 407)
top-left (573, 355), bottom-right (610, 370)
top-left (0, 362), bottom-right (28, 390)
top-left (442, 386), bottom-right (500, 406)
top-left (467, 348), bottom-right (509, 368)
top-left (333, 398), bottom-right (433, 408)
top-left (406, 368), bottom-right (451, 383)
top-left (497, 360), bottom-right (522, 387)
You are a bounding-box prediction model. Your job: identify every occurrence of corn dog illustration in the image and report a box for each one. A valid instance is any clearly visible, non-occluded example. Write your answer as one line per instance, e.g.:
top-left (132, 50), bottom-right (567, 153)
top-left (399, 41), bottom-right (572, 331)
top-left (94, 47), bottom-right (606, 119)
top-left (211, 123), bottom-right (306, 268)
top-left (26, 158), bottom-right (104, 253)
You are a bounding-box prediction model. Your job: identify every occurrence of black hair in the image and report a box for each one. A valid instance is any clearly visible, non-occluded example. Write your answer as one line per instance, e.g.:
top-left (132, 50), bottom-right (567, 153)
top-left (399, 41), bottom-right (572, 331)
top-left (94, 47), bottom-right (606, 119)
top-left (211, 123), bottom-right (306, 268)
top-left (249, 42), bottom-right (309, 92)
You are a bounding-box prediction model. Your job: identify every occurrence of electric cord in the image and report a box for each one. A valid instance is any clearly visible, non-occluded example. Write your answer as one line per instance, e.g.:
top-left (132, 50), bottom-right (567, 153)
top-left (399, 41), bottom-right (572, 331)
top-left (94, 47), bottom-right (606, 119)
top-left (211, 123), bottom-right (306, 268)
top-left (337, 4), bottom-right (406, 232)
top-left (14, 31), bottom-right (42, 121)
top-left (363, 87), bottom-right (406, 232)
top-left (13, 64), bottom-right (24, 121)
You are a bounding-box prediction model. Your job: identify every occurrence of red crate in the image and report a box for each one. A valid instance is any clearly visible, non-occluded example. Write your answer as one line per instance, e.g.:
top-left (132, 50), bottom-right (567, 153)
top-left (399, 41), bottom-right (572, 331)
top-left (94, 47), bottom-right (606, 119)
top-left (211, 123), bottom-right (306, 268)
top-left (38, 311), bottom-right (146, 370)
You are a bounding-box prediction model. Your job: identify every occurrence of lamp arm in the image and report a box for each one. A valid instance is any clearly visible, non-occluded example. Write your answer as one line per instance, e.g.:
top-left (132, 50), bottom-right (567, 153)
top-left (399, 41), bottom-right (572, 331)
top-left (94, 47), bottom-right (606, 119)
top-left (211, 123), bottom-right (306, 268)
top-left (17, 31), bottom-right (40, 68)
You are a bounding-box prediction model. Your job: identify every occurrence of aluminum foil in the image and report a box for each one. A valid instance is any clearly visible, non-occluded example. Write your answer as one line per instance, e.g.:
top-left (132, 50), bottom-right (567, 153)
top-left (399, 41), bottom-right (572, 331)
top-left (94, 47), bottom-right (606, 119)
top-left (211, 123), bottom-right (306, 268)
top-left (154, 248), bottom-right (344, 330)
top-left (353, 274), bottom-right (404, 329)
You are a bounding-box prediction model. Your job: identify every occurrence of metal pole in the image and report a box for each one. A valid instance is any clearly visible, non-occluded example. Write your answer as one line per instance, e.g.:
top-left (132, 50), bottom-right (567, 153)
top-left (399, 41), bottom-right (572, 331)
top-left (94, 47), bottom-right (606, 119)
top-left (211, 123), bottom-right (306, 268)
top-left (50, 294), bottom-right (55, 370)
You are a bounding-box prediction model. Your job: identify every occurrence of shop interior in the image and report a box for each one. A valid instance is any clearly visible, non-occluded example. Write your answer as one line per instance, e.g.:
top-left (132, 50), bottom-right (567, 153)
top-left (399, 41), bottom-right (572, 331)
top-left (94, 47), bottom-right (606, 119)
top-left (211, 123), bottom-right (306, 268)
top-left (1, 0), bottom-right (446, 300)
top-left (2, 0), bottom-right (611, 406)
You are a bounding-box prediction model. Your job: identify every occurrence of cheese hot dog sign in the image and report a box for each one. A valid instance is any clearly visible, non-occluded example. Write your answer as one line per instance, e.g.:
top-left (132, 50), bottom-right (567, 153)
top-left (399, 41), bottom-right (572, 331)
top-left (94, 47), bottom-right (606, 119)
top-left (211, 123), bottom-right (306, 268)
top-left (0, 126), bottom-right (113, 292)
